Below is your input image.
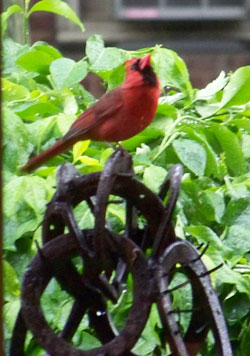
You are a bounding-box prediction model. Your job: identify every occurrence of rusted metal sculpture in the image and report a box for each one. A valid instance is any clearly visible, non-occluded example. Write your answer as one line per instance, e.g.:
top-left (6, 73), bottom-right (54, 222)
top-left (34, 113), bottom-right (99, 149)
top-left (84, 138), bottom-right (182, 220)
top-left (10, 147), bottom-right (233, 356)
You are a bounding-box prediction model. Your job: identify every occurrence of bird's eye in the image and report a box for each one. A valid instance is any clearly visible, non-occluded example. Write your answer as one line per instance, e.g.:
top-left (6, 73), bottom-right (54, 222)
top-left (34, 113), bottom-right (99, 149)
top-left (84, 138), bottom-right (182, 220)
top-left (131, 59), bottom-right (140, 71)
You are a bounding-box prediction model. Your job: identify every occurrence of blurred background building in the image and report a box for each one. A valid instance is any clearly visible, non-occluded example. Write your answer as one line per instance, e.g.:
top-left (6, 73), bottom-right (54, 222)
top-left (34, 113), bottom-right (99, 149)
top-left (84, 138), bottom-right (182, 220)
top-left (4, 0), bottom-right (250, 91)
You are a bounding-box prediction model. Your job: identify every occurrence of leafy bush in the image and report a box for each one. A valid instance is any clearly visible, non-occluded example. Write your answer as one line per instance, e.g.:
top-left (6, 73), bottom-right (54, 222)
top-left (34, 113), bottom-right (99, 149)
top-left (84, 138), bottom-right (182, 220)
top-left (2, 1), bottom-right (250, 355)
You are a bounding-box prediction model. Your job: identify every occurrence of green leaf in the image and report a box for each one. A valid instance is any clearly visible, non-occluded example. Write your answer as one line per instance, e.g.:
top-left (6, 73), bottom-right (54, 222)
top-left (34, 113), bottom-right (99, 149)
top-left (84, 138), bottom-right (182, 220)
top-left (72, 85), bottom-right (96, 109)
top-left (143, 165), bottom-right (167, 193)
top-left (36, 116), bottom-right (58, 151)
top-left (132, 335), bottom-right (157, 355)
top-left (133, 144), bottom-right (152, 167)
top-left (169, 273), bottom-right (192, 331)
top-left (16, 102), bottom-right (61, 121)
top-left (62, 91), bottom-right (78, 115)
top-left (233, 118), bottom-right (250, 133)
top-left (75, 331), bottom-right (101, 350)
top-left (100, 148), bottom-right (115, 166)
top-left (3, 219), bottom-right (19, 251)
top-left (152, 47), bottom-right (193, 97)
top-left (32, 42), bottom-right (62, 60)
top-left (210, 123), bottom-right (246, 176)
top-left (2, 38), bottom-right (30, 74)
top-left (3, 299), bottom-right (21, 346)
top-left (3, 260), bottom-right (20, 299)
top-left (86, 35), bottom-right (128, 81)
top-left (195, 103), bottom-right (221, 118)
top-left (16, 49), bottom-right (56, 74)
top-left (122, 126), bottom-right (163, 151)
top-left (223, 198), bottom-right (250, 229)
top-left (4, 176), bottom-right (47, 218)
top-left (86, 34), bottom-right (105, 64)
top-left (225, 176), bottom-right (250, 200)
top-left (56, 113), bottom-right (76, 135)
top-left (156, 102), bottom-right (178, 118)
top-left (199, 190), bottom-right (225, 223)
top-left (223, 293), bottom-right (250, 323)
top-left (242, 134), bottom-right (250, 158)
top-left (3, 175), bottom-right (48, 244)
top-left (40, 280), bottom-right (74, 331)
top-left (90, 47), bottom-right (127, 73)
top-left (29, 0), bottom-right (84, 32)
top-left (50, 58), bottom-right (88, 90)
top-left (2, 79), bottom-right (29, 102)
top-left (1, 4), bottom-right (23, 36)
top-left (3, 177), bottom-right (24, 218)
top-left (23, 176), bottom-right (48, 216)
top-left (151, 116), bottom-right (174, 135)
top-left (108, 204), bottom-right (126, 225)
top-left (221, 66), bottom-right (250, 107)
top-left (173, 139), bottom-right (207, 176)
top-left (78, 156), bottom-right (101, 168)
top-left (223, 225), bottom-right (250, 264)
top-left (240, 323), bottom-right (250, 356)
top-left (186, 225), bottom-right (223, 249)
top-left (16, 219), bottom-right (42, 241)
top-left (107, 64), bottom-right (126, 90)
top-left (73, 202), bottom-right (94, 230)
top-left (159, 92), bottom-right (184, 106)
top-left (3, 108), bottom-right (31, 172)
top-left (215, 264), bottom-right (250, 295)
top-left (196, 71), bottom-right (227, 100)
top-left (73, 141), bottom-right (90, 162)
top-left (182, 126), bottom-right (220, 178)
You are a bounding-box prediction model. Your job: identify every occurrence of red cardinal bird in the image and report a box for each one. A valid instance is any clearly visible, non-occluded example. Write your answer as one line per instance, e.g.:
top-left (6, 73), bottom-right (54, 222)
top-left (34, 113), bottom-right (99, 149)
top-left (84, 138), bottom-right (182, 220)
top-left (21, 54), bottom-right (160, 172)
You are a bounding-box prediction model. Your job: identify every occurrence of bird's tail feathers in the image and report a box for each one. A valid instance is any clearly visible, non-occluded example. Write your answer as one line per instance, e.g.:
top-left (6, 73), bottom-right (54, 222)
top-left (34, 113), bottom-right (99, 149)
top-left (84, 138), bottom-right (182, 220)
top-left (20, 139), bottom-right (73, 173)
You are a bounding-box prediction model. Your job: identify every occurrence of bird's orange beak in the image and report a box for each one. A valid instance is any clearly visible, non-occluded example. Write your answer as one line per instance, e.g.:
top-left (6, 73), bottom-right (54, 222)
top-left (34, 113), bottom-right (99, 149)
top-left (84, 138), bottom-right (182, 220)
top-left (139, 54), bottom-right (151, 71)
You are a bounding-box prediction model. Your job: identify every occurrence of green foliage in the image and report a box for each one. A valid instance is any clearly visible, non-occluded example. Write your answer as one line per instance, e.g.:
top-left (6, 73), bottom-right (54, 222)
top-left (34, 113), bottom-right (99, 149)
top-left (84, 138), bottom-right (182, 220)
top-left (28, 0), bottom-right (84, 32)
top-left (1, 0), bottom-right (84, 43)
top-left (2, 4), bottom-right (250, 355)
top-left (1, 4), bottom-right (23, 36)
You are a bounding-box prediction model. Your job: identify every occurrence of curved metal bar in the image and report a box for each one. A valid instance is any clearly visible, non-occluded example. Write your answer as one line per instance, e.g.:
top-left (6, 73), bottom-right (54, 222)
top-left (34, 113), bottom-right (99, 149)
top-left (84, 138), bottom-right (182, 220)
top-left (151, 164), bottom-right (183, 258)
top-left (156, 240), bottom-right (233, 356)
top-left (93, 147), bottom-right (133, 271)
top-left (60, 299), bottom-right (88, 342)
top-left (9, 309), bottom-right (27, 356)
top-left (21, 232), bottom-right (152, 356)
top-left (43, 167), bottom-right (165, 251)
top-left (73, 173), bottom-right (164, 236)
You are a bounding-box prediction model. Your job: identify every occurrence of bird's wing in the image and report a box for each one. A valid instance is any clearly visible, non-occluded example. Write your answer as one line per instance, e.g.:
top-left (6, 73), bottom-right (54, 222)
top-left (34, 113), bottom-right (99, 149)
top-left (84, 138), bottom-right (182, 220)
top-left (62, 88), bottom-right (123, 142)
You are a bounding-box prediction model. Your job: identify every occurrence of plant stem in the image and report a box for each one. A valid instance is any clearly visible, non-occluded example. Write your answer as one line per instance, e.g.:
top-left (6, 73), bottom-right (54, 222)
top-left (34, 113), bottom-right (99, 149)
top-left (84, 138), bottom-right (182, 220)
top-left (24, 15), bottom-right (28, 44)
top-left (152, 113), bottom-right (184, 161)
top-left (24, 0), bottom-right (30, 44)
